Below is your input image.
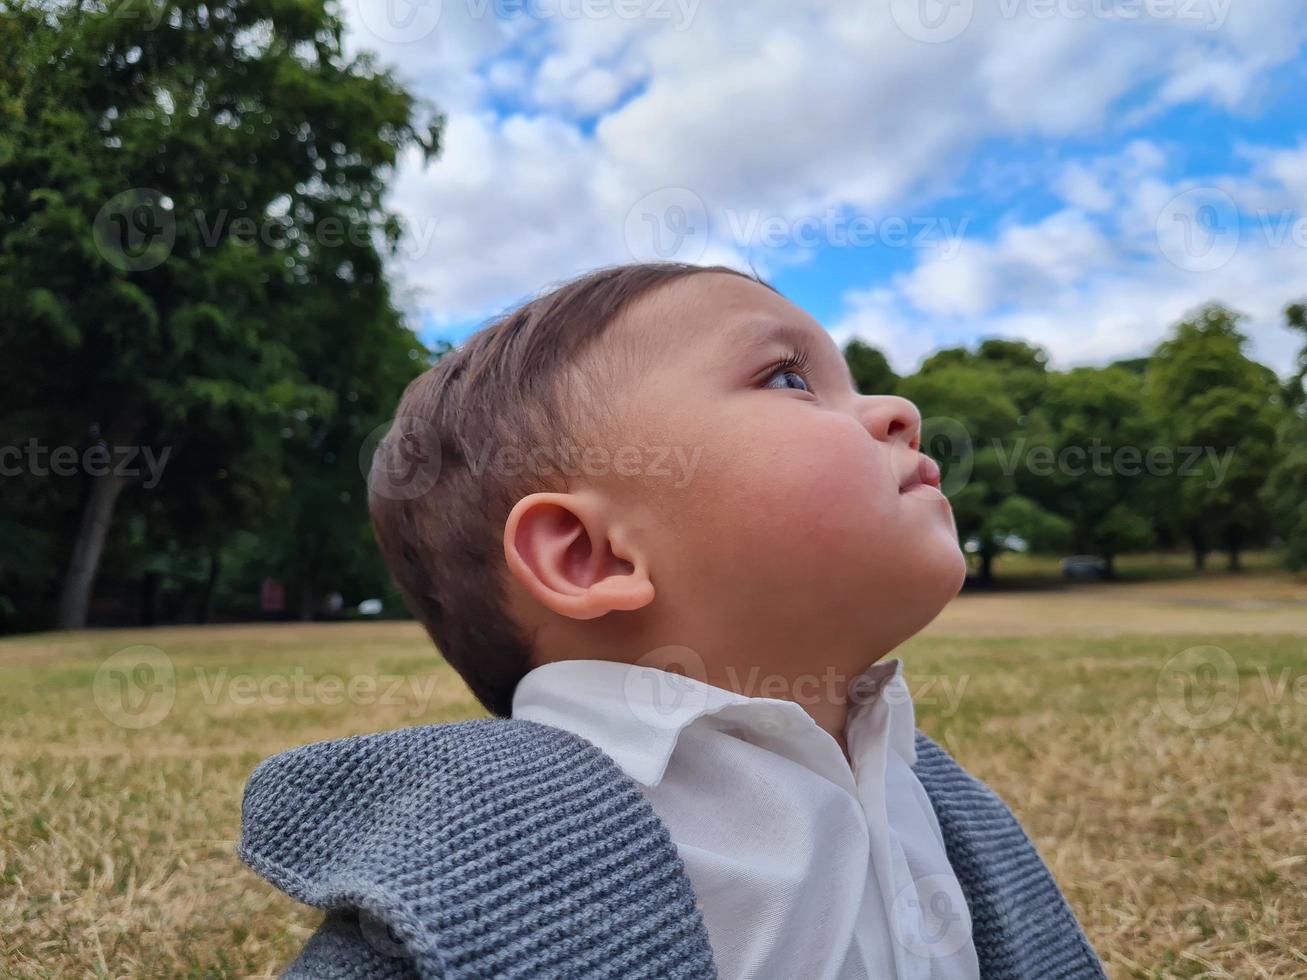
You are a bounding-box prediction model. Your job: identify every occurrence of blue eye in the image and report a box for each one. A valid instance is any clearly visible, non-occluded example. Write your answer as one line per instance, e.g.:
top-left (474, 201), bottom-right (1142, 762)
top-left (763, 368), bottom-right (810, 392)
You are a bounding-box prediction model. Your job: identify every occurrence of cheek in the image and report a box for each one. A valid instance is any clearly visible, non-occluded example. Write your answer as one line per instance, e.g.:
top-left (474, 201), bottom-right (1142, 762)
top-left (693, 412), bottom-right (896, 554)
top-left (664, 409), bottom-right (962, 598)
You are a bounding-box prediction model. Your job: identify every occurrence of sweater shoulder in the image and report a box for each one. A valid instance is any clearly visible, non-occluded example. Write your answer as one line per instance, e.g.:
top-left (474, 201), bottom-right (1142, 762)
top-left (237, 717), bottom-right (618, 903)
top-left (236, 716), bottom-right (718, 979)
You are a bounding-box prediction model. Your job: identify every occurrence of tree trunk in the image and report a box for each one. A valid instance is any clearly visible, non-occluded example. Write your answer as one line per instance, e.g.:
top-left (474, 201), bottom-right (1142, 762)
top-left (57, 466), bottom-right (135, 628)
top-left (979, 550), bottom-right (995, 585)
top-left (56, 396), bottom-right (144, 630)
top-left (199, 549), bottom-right (222, 624)
top-left (1192, 539), bottom-right (1206, 572)
top-left (140, 570), bottom-right (161, 627)
top-left (1228, 546), bottom-right (1241, 572)
top-left (1103, 553), bottom-right (1116, 579)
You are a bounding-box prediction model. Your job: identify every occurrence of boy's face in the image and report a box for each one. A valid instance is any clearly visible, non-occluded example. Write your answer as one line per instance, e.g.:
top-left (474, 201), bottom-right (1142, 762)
top-left (600, 272), bottom-right (966, 682)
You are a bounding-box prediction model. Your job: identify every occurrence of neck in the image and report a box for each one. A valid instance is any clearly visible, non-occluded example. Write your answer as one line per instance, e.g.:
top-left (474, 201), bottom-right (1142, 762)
top-left (803, 695), bottom-right (853, 762)
top-left (702, 653), bottom-right (887, 764)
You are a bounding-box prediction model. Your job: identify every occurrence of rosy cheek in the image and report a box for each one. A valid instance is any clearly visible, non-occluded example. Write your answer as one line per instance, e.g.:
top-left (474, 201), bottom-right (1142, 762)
top-left (721, 420), bottom-right (891, 537)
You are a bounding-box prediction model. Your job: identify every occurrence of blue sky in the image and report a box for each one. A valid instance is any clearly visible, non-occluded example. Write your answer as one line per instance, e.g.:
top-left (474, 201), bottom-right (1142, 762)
top-left (347, 0), bottom-right (1307, 374)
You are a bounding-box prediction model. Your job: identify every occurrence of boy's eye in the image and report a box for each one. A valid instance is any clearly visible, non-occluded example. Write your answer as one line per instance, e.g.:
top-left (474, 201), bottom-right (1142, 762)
top-left (763, 368), bottom-right (811, 392)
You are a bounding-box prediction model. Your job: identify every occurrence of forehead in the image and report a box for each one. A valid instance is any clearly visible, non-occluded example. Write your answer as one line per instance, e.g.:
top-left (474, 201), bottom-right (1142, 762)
top-left (610, 271), bottom-right (833, 364)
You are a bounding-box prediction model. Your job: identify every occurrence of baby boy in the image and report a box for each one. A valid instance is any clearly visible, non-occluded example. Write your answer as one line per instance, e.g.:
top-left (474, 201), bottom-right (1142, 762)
top-left (238, 264), bottom-right (1105, 979)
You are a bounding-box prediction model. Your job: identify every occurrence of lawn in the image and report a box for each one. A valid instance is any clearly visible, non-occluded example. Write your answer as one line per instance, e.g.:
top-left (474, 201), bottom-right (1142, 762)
top-left (3, 569), bottom-right (1305, 978)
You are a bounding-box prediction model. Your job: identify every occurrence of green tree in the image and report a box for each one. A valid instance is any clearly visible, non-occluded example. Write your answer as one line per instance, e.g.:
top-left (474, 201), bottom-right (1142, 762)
top-left (1145, 305), bottom-right (1283, 570)
top-left (0, 0), bottom-right (440, 627)
top-left (900, 344), bottom-right (1069, 583)
top-left (1035, 366), bottom-right (1158, 576)
top-left (1262, 413), bottom-right (1307, 570)
top-left (1283, 301), bottom-right (1307, 409)
top-left (1262, 303), bottom-right (1307, 568)
top-left (843, 339), bottom-right (898, 395)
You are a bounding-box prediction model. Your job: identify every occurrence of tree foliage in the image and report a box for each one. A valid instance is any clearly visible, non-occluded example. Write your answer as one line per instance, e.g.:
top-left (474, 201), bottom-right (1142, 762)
top-left (0, 0), bottom-right (440, 628)
top-left (847, 303), bottom-right (1302, 583)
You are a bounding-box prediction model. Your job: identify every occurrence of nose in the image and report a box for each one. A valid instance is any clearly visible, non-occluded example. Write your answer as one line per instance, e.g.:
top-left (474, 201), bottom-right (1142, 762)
top-left (857, 395), bottom-right (921, 449)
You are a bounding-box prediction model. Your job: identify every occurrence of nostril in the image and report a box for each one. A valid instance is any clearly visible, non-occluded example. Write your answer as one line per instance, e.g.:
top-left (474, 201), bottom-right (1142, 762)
top-left (886, 418), bottom-right (919, 450)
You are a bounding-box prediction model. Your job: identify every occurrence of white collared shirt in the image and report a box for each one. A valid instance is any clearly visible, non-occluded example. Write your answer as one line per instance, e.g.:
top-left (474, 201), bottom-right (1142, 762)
top-left (512, 658), bottom-right (980, 980)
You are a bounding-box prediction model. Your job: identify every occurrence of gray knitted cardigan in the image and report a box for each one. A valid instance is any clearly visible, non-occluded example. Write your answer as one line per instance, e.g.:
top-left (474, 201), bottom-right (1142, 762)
top-left (238, 718), bottom-right (1105, 979)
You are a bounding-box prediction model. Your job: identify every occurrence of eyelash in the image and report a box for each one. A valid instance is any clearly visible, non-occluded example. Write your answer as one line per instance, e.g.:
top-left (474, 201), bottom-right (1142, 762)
top-left (764, 347), bottom-right (815, 390)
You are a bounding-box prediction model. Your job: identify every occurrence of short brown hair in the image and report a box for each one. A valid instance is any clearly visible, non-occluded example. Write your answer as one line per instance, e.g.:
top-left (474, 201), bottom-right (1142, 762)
top-left (368, 262), bottom-right (760, 716)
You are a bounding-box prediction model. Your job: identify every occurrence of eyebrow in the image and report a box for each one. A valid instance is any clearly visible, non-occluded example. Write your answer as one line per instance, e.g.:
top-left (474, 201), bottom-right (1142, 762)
top-left (727, 319), bottom-right (858, 391)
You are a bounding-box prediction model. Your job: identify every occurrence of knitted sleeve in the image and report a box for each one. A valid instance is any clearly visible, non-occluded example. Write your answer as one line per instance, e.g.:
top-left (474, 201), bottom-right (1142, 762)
top-left (283, 910), bottom-right (421, 980)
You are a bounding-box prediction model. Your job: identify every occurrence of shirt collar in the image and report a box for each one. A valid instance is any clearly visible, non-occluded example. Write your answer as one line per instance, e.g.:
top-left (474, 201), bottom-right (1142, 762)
top-left (847, 657), bottom-right (919, 767)
top-left (511, 657), bottom-right (917, 787)
top-left (512, 659), bottom-right (754, 786)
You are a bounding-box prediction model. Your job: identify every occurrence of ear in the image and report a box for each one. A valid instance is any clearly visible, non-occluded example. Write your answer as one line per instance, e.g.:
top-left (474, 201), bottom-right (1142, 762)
top-left (503, 491), bottom-right (655, 621)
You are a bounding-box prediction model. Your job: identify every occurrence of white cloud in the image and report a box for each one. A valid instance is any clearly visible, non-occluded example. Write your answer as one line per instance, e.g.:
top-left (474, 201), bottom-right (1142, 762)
top-left (833, 149), bottom-right (1307, 375)
top-left (339, 0), bottom-right (1307, 367)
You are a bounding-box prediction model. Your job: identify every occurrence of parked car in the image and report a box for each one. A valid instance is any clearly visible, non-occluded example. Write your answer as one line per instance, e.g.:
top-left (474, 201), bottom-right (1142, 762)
top-left (1060, 555), bottom-right (1109, 580)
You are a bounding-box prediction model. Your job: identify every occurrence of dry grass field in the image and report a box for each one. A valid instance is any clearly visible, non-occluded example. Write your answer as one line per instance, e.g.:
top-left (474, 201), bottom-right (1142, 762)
top-left (3, 566), bottom-right (1305, 978)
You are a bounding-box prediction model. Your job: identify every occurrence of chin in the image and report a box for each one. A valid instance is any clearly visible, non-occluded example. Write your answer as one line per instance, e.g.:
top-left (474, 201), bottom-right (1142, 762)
top-left (904, 537), bottom-right (968, 626)
top-left (939, 539), bottom-right (969, 597)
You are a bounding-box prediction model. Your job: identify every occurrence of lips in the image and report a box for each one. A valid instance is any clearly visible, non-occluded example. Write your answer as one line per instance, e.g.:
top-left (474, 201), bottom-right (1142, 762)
top-left (899, 454), bottom-right (942, 494)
